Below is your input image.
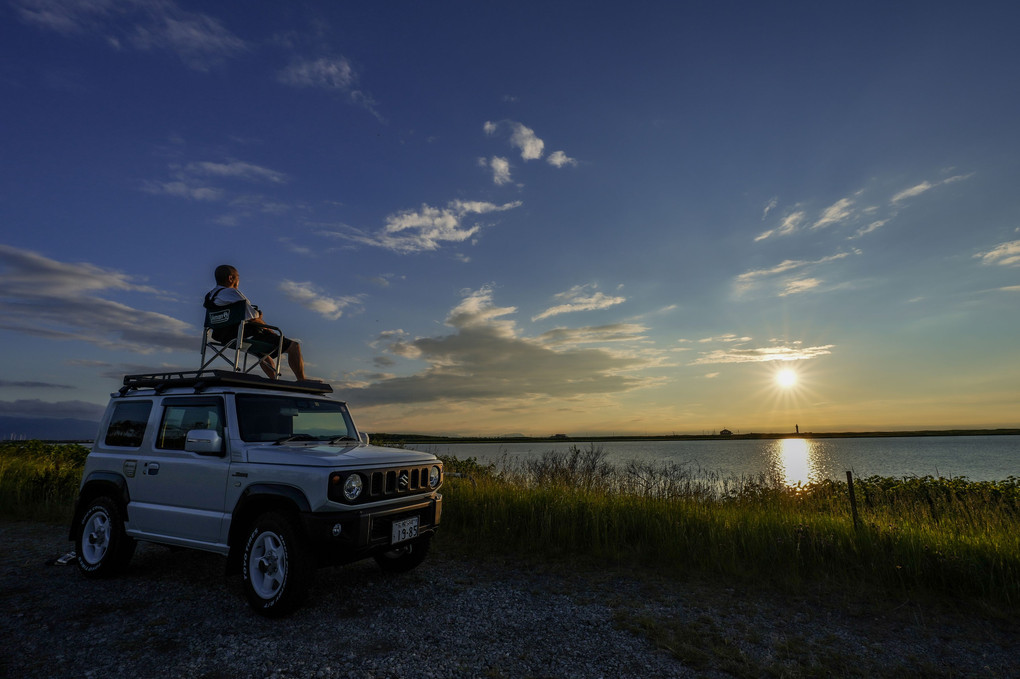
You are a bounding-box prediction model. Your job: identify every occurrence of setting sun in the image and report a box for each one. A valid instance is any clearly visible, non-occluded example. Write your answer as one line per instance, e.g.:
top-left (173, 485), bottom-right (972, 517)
top-left (776, 368), bottom-right (798, 388)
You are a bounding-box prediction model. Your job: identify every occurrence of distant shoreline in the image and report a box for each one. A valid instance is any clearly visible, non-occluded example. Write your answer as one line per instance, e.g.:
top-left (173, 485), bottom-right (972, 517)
top-left (370, 428), bottom-right (1020, 445)
top-left (20, 427), bottom-right (1019, 446)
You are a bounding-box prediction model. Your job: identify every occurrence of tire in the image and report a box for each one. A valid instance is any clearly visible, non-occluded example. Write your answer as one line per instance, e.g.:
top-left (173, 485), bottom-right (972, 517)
top-left (374, 535), bottom-right (431, 574)
top-left (241, 512), bottom-right (311, 617)
top-left (75, 496), bottom-right (136, 578)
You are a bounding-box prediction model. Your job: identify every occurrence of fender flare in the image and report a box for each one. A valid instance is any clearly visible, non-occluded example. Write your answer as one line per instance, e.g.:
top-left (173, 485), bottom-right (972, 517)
top-left (68, 472), bottom-right (131, 541)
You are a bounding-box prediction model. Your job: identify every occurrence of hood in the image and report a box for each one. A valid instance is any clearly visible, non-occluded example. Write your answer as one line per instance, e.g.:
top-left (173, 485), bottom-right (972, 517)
top-left (245, 442), bottom-right (440, 468)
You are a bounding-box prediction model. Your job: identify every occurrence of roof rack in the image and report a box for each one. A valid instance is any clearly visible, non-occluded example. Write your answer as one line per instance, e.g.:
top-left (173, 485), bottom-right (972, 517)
top-left (119, 370), bottom-right (334, 396)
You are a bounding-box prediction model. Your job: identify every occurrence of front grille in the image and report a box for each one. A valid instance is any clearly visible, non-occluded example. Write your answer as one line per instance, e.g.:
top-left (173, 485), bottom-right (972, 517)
top-left (328, 464), bottom-right (442, 505)
top-left (369, 466), bottom-right (432, 498)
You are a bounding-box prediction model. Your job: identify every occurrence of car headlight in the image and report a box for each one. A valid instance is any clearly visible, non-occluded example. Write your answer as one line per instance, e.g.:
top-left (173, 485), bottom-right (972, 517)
top-left (343, 473), bottom-right (363, 501)
top-left (429, 465), bottom-right (441, 488)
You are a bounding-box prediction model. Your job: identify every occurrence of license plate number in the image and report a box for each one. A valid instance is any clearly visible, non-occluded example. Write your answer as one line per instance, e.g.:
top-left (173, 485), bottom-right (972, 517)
top-left (391, 517), bottom-right (419, 544)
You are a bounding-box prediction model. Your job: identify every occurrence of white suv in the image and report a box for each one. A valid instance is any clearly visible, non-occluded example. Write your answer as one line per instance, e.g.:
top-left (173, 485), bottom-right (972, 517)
top-left (70, 370), bottom-right (443, 616)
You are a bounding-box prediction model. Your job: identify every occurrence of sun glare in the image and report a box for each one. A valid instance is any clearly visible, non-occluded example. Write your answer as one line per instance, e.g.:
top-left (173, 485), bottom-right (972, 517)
top-left (776, 368), bottom-right (798, 388)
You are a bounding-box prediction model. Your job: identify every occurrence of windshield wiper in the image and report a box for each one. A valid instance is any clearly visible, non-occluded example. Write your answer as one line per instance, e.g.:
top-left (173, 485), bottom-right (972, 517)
top-left (328, 435), bottom-right (358, 445)
top-left (273, 433), bottom-right (319, 445)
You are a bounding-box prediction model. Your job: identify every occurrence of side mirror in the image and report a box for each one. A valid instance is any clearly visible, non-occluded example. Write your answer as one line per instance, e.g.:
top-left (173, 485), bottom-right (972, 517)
top-left (359, 431), bottom-right (370, 445)
top-left (185, 429), bottom-right (224, 456)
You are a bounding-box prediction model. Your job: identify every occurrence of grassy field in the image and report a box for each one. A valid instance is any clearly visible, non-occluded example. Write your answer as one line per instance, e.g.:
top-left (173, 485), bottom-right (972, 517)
top-left (4, 440), bottom-right (1017, 606)
top-left (438, 445), bottom-right (1020, 606)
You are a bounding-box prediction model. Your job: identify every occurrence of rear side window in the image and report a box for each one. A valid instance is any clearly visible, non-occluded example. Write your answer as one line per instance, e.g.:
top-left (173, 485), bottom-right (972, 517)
top-left (104, 401), bottom-right (153, 447)
top-left (157, 399), bottom-right (225, 450)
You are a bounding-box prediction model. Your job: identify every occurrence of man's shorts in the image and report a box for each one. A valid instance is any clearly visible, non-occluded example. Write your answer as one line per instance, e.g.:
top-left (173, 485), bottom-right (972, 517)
top-left (212, 324), bottom-right (294, 356)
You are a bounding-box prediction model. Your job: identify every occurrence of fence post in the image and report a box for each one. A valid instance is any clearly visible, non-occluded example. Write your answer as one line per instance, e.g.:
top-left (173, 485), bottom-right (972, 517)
top-left (846, 470), bottom-right (860, 529)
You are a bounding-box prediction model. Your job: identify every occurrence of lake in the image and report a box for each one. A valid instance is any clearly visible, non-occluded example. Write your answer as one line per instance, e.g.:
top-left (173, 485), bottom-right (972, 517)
top-left (405, 435), bottom-right (1020, 484)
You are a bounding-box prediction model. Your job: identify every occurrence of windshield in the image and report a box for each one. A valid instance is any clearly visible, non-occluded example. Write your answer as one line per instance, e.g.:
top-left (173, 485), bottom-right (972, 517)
top-left (236, 394), bottom-right (358, 443)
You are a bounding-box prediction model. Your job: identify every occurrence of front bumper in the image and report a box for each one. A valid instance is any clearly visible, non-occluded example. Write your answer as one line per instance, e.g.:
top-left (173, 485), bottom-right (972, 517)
top-left (299, 493), bottom-right (442, 565)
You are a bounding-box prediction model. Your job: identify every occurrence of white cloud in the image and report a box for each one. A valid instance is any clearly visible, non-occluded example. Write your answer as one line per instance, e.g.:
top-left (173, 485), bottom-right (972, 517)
top-left (488, 156), bottom-right (512, 185)
top-left (322, 200), bottom-right (522, 254)
top-left (546, 150), bottom-right (577, 168)
top-left (975, 240), bottom-right (1020, 267)
top-left (0, 244), bottom-right (195, 353)
top-left (781, 277), bottom-right (822, 296)
top-left (850, 219), bottom-right (888, 239)
top-left (734, 252), bottom-right (855, 296)
top-left (891, 173), bottom-right (972, 204)
top-left (509, 122), bottom-right (544, 160)
top-left (185, 160), bottom-right (288, 184)
top-left (755, 209), bottom-right (804, 241)
top-left (532, 284), bottom-right (626, 321)
top-left (761, 197), bottom-right (778, 220)
top-left (278, 56), bottom-right (355, 89)
top-left (537, 323), bottom-right (648, 348)
top-left (690, 340), bottom-right (835, 365)
top-left (812, 197), bottom-right (854, 230)
top-left (13, 0), bottom-right (247, 70)
top-left (278, 280), bottom-right (362, 320)
top-left (342, 287), bottom-right (654, 406)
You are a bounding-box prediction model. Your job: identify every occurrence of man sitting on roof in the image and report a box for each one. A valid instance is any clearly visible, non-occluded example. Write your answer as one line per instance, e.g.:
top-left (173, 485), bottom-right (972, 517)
top-left (204, 264), bottom-right (308, 381)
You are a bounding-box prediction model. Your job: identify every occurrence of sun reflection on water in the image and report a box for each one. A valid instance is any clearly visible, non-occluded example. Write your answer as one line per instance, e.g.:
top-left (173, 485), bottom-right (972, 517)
top-left (779, 438), bottom-right (812, 486)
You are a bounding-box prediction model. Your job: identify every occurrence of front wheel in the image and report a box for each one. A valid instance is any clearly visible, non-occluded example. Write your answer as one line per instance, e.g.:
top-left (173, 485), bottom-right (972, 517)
top-left (374, 535), bottom-right (431, 574)
top-left (241, 512), bottom-right (311, 617)
top-left (75, 496), bottom-right (135, 578)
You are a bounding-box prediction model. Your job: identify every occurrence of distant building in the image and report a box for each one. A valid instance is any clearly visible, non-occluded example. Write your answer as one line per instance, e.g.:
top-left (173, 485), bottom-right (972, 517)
top-left (551, 433), bottom-right (568, 439)
top-left (719, 428), bottom-right (733, 436)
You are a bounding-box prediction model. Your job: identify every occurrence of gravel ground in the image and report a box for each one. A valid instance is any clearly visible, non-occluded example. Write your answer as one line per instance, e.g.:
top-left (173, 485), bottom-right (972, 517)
top-left (2, 519), bottom-right (1017, 678)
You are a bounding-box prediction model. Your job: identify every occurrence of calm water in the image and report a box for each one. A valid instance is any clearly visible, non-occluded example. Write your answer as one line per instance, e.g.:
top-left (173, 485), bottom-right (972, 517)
top-left (406, 436), bottom-right (1020, 484)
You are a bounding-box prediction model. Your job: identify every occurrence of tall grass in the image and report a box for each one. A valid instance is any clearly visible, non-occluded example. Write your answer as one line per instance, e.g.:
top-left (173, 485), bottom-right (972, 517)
top-left (440, 445), bottom-right (1020, 605)
top-left (3, 440), bottom-right (1017, 603)
top-left (0, 440), bottom-right (88, 523)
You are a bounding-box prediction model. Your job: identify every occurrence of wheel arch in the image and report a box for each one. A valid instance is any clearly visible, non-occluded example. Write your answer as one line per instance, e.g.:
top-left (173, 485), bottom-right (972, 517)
top-left (68, 472), bottom-right (131, 541)
top-left (228, 483), bottom-right (311, 550)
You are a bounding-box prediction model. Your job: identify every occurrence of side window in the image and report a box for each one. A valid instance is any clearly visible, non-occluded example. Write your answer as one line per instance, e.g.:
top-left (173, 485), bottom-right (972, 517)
top-left (157, 400), bottom-right (225, 451)
top-left (104, 401), bottom-right (153, 447)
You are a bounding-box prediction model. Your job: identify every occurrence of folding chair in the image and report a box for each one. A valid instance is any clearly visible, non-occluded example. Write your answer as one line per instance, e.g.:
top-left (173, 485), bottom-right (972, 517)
top-left (199, 300), bottom-right (284, 377)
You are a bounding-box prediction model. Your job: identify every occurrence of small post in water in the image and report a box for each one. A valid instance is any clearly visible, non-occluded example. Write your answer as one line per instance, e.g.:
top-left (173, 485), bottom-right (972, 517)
top-left (846, 470), bottom-right (860, 530)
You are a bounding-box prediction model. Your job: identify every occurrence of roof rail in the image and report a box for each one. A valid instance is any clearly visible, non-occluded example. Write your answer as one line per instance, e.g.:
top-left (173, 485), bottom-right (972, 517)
top-left (119, 370), bottom-right (333, 396)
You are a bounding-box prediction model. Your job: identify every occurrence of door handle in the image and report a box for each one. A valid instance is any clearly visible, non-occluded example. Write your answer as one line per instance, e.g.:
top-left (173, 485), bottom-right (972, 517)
top-left (145, 463), bottom-right (160, 476)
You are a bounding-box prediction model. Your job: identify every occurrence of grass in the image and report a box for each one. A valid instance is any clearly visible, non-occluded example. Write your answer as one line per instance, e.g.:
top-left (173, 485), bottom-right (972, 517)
top-left (3, 439), bottom-right (1018, 606)
top-left (0, 440), bottom-right (88, 523)
top-left (438, 444), bottom-right (1020, 606)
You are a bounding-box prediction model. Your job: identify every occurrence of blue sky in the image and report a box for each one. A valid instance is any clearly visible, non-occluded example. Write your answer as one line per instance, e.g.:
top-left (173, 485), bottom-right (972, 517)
top-left (2, 0), bottom-right (1018, 436)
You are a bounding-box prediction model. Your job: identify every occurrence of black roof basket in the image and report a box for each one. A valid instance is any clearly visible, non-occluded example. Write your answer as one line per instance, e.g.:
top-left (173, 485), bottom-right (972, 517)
top-left (119, 370), bottom-right (334, 396)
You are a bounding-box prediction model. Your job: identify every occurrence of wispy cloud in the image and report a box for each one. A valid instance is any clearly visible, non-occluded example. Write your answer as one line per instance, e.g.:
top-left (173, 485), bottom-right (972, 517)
top-left (690, 338), bottom-right (834, 365)
top-left (532, 284), bottom-right (626, 321)
top-left (0, 379), bottom-right (74, 389)
top-left (536, 323), bottom-right (648, 348)
top-left (734, 252), bottom-right (856, 297)
top-left (812, 197), bottom-right (855, 230)
top-left (546, 150), bottom-right (577, 168)
top-left (975, 239), bottom-right (1020, 267)
top-left (278, 280), bottom-right (363, 320)
top-left (276, 55), bottom-right (381, 117)
top-left (480, 156), bottom-right (512, 185)
top-left (12, 0), bottom-right (247, 71)
top-left (0, 244), bottom-right (195, 353)
top-left (321, 199), bottom-right (522, 254)
top-left (891, 174), bottom-right (969, 204)
top-left (345, 287), bottom-right (654, 406)
top-left (0, 398), bottom-right (106, 420)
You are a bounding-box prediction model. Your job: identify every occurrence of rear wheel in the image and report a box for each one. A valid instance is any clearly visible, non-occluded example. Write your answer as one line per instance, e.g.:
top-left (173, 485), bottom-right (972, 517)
top-left (374, 535), bottom-right (431, 574)
top-left (75, 496), bottom-right (135, 578)
top-left (241, 512), bottom-right (311, 617)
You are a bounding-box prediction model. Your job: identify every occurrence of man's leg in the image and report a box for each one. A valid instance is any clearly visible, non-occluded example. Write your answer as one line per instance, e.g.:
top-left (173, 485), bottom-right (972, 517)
top-left (287, 342), bottom-right (306, 381)
top-left (259, 355), bottom-right (278, 379)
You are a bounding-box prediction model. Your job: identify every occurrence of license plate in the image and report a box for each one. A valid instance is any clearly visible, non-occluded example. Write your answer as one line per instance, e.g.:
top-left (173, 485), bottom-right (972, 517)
top-left (391, 517), bottom-right (419, 544)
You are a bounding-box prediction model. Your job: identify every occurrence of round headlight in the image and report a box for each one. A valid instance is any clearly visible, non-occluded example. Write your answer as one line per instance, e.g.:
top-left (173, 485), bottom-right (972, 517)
top-left (429, 465), bottom-right (441, 488)
top-left (343, 473), bottom-right (363, 501)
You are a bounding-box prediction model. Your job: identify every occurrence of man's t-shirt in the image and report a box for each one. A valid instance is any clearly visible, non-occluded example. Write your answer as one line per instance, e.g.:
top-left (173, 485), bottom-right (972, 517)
top-left (206, 286), bottom-right (258, 320)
